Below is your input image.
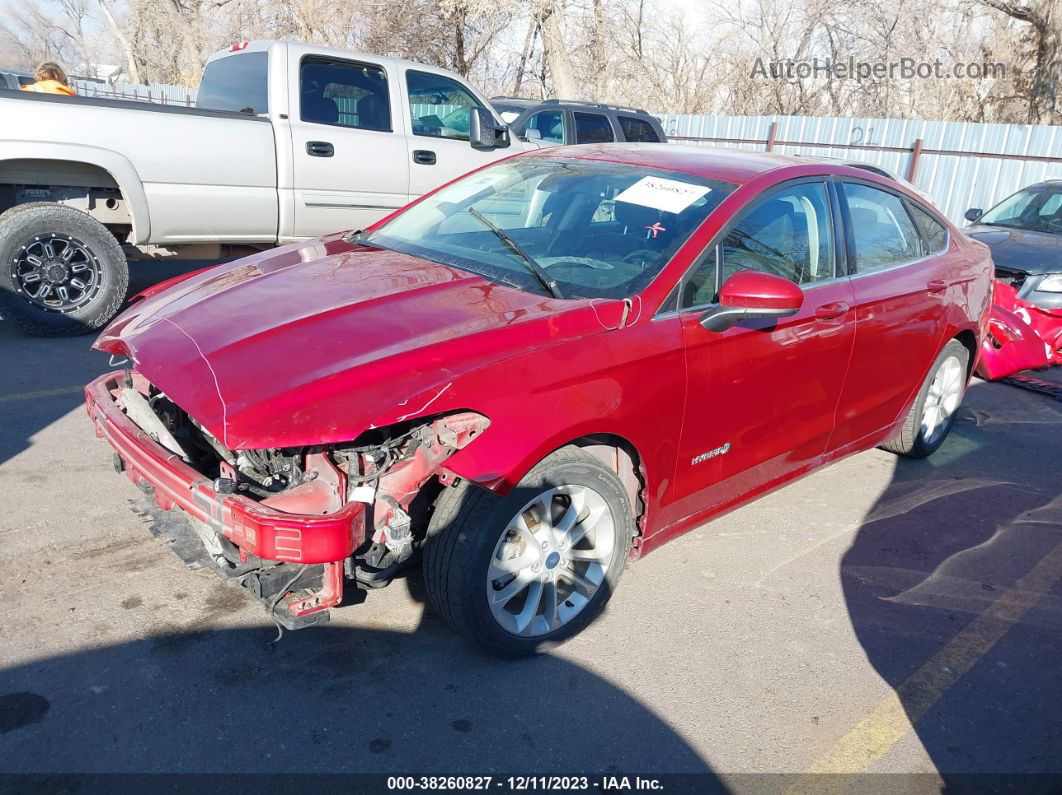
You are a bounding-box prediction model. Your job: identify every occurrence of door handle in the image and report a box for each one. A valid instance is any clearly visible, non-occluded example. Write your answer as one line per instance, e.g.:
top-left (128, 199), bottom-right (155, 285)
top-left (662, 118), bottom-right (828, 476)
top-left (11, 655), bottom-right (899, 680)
top-left (927, 279), bottom-right (947, 294)
top-left (306, 141), bottom-right (334, 157)
top-left (412, 149), bottom-right (437, 165)
top-left (815, 301), bottom-right (849, 320)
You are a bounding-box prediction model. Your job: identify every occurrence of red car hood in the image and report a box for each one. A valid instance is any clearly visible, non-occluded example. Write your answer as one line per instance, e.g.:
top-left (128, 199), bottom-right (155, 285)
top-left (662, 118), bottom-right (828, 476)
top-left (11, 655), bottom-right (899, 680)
top-left (95, 234), bottom-right (625, 449)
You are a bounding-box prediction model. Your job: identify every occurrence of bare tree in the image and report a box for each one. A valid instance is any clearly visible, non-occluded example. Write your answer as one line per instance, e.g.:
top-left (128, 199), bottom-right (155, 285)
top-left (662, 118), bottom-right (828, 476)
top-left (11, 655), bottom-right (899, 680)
top-left (977, 0), bottom-right (1060, 123)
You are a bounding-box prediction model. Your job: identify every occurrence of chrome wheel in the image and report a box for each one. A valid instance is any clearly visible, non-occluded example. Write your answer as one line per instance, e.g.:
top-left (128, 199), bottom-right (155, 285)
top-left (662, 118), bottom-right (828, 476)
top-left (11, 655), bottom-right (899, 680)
top-left (12, 234), bottom-right (102, 313)
top-left (921, 354), bottom-right (963, 444)
top-left (486, 485), bottom-right (617, 637)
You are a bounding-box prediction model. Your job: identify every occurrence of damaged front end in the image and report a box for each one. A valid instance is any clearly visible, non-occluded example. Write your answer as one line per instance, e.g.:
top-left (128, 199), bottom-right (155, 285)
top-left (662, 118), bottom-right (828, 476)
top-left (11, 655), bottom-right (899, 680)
top-left (976, 278), bottom-right (1062, 380)
top-left (85, 369), bottom-right (488, 630)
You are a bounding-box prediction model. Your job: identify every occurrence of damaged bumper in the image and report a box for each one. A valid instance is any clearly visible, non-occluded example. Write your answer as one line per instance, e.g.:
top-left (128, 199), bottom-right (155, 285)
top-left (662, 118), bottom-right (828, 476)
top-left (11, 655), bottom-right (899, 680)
top-left (977, 279), bottom-right (1062, 381)
top-left (85, 370), bottom-right (366, 627)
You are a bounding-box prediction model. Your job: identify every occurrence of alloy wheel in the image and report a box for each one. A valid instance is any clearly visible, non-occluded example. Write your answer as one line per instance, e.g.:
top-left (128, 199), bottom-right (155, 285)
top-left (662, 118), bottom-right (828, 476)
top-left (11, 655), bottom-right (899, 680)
top-left (921, 354), bottom-right (963, 445)
top-left (12, 233), bottom-right (102, 313)
top-left (486, 485), bottom-right (617, 637)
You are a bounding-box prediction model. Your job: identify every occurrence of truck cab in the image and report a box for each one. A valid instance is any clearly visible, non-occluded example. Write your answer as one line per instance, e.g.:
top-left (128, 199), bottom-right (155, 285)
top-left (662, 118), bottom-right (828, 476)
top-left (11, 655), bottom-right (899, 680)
top-left (197, 40), bottom-right (535, 238)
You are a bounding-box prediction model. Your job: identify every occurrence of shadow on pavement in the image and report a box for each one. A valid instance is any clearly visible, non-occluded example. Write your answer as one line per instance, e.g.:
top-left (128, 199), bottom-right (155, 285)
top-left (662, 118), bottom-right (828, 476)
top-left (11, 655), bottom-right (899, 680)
top-left (0, 619), bottom-right (716, 777)
top-left (841, 378), bottom-right (1062, 777)
top-left (0, 260), bottom-right (221, 466)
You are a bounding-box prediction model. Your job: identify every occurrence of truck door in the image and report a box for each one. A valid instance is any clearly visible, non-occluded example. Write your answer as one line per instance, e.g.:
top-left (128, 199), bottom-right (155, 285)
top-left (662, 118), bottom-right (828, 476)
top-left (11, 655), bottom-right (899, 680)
top-left (403, 69), bottom-right (515, 199)
top-left (290, 55), bottom-right (410, 237)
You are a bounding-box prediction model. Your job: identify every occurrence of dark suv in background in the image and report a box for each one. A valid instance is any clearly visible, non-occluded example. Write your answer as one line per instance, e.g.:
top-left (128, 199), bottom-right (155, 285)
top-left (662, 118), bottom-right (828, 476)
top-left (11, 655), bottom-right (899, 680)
top-left (491, 98), bottom-right (667, 145)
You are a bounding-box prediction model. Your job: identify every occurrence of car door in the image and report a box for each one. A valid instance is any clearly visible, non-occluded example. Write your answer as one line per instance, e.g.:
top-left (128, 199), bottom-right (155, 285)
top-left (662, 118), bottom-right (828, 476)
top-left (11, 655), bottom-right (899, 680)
top-left (827, 181), bottom-right (952, 453)
top-left (404, 70), bottom-right (512, 198)
top-left (667, 180), bottom-right (856, 520)
top-left (289, 55), bottom-right (410, 237)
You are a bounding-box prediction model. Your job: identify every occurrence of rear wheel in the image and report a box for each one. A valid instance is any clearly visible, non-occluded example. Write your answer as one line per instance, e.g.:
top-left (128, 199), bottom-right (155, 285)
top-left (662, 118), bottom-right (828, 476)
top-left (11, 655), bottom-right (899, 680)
top-left (881, 339), bottom-right (969, 458)
top-left (0, 203), bottom-right (128, 336)
top-left (423, 447), bottom-right (633, 657)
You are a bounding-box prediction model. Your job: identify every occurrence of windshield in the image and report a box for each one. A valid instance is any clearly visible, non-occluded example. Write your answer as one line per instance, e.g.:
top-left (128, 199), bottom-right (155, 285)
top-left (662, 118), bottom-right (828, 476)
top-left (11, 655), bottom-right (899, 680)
top-left (368, 157), bottom-right (735, 299)
top-left (978, 185), bottom-right (1062, 234)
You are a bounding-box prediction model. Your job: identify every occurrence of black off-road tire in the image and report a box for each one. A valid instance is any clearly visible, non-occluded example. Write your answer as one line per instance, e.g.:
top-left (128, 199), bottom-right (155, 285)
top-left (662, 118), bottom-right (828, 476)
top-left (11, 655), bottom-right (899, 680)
top-left (880, 339), bottom-right (969, 458)
top-left (423, 447), bottom-right (634, 658)
top-left (0, 203), bottom-right (128, 337)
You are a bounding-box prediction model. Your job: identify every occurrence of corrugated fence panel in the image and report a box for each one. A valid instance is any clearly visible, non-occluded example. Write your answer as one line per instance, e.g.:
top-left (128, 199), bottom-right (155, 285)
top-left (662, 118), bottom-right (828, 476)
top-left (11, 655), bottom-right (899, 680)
top-left (71, 78), bottom-right (197, 106)
top-left (657, 113), bottom-right (1062, 224)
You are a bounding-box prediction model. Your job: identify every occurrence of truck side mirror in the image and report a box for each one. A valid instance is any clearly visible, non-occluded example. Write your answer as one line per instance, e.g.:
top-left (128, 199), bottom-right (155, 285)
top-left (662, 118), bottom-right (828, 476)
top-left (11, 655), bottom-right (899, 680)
top-left (470, 107), bottom-right (510, 150)
top-left (964, 208), bottom-right (983, 223)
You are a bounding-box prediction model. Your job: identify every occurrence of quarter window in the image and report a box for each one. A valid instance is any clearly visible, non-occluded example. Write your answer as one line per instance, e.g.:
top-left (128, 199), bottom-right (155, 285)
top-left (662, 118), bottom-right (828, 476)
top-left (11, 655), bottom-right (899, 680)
top-left (525, 110), bottom-right (565, 144)
top-left (300, 57), bottom-right (390, 131)
top-left (907, 203), bottom-right (948, 255)
top-left (844, 183), bottom-right (922, 272)
top-left (681, 183), bottom-right (834, 308)
top-left (407, 71), bottom-right (483, 141)
top-left (618, 116), bottom-right (660, 142)
top-left (574, 112), bottom-right (615, 144)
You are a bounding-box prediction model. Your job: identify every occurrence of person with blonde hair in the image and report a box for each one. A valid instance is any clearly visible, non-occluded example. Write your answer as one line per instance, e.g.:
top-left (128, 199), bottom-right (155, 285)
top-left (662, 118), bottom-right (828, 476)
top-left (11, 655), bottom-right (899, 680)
top-left (20, 62), bottom-right (76, 96)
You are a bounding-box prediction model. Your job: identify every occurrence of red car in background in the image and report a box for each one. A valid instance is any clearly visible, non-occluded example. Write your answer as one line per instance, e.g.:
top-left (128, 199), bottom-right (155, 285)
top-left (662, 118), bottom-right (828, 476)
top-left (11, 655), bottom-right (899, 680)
top-left (86, 145), bottom-right (992, 656)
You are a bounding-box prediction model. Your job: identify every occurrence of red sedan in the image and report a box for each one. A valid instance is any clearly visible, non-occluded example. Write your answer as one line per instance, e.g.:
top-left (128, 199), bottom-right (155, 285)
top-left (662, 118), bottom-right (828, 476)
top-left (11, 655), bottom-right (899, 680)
top-left (87, 144), bottom-right (992, 656)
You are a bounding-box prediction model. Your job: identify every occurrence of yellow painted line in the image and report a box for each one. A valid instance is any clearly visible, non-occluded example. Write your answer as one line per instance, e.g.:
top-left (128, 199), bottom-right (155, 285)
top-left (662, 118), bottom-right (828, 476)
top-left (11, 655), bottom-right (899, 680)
top-left (0, 385), bottom-right (85, 403)
top-left (790, 538), bottom-right (1062, 790)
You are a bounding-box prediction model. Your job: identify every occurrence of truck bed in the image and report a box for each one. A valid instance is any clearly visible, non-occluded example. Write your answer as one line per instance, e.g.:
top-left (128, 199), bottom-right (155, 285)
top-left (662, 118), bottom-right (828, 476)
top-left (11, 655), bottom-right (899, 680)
top-left (0, 89), bottom-right (279, 245)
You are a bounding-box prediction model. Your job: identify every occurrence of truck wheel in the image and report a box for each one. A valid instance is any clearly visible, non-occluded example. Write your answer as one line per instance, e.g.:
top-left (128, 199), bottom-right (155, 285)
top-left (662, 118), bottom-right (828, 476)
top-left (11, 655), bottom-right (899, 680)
top-left (881, 339), bottom-right (969, 459)
top-left (0, 203), bottom-right (128, 337)
top-left (423, 447), bottom-right (633, 657)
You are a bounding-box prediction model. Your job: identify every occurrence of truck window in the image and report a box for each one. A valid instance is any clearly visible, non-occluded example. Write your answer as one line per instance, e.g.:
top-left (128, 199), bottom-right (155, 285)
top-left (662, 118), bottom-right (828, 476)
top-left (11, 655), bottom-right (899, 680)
top-left (300, 57), bottom-right (391, 132)
top-left (406, 70), bottom-right (483, 141)
top-left (618, 115), bottom-right (660, 142)
top-left (196, 52), bottom-right (269, 115)
top-left (574, 112), bottom-right (615, 144)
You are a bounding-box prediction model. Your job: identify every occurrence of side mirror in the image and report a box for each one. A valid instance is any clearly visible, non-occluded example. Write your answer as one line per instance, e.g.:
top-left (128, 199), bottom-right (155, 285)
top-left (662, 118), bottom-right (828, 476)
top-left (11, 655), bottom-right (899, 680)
top-left (964, 208), bottom-right (983, 223)
top-left (470, 107), bottom-right (510, 150)
top-left (699, 271), bottom-right (804, 332)
top-left (524, 128), bottom-right (542, 141)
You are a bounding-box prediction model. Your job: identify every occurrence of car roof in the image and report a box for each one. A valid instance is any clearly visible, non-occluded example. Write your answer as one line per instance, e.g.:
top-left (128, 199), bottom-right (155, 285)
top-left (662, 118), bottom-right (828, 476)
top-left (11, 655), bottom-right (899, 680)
top-left (523, 143), bottom-right (846, 186)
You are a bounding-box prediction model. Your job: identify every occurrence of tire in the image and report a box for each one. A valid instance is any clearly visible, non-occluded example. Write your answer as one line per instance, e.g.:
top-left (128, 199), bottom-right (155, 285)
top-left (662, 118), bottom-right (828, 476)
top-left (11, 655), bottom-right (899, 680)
top-left (0, 203), bottom-right (128, 337)
top-left (423, 447), bottom-right (634, 657)
top-left (880, 339), bottom-right (969, 458)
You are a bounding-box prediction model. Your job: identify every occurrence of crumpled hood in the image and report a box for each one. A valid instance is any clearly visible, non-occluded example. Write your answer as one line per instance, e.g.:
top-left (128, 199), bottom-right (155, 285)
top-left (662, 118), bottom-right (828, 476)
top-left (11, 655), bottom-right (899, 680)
top-left (965, 225), bottom-right (1062, 275)
top-left (96, 233), bottom-right (626, 449)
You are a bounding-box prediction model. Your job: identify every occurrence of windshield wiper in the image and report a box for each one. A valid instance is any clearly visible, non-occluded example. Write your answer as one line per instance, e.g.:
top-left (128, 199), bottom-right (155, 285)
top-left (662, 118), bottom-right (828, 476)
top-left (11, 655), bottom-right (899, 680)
top-left (467, 208), bottom-right (564, 299)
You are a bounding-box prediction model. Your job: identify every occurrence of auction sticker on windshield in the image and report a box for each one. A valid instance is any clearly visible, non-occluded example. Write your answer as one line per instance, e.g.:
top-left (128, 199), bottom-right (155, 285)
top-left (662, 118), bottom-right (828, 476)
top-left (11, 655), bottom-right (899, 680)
top-left (615, 176), bottom-right (711, 213)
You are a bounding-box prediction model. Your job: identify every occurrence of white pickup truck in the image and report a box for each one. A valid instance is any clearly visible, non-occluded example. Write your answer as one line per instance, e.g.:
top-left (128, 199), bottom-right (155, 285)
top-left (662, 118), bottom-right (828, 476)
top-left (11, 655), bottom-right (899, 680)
top-left (0, 40), bottom-right (534, 336)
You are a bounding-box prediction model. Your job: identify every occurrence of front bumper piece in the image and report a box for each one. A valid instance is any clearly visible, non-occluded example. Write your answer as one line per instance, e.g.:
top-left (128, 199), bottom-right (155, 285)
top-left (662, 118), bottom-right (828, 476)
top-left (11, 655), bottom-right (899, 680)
top-left (85, 371), bottom-right (366, 629)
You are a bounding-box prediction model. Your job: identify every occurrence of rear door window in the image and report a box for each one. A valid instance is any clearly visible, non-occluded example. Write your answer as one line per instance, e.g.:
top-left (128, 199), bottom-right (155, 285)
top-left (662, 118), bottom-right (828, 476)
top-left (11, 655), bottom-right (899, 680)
top-left (574, 112), bottom-right (615, 144)
top-left (300, 57), bottom-right (390, 131)
top-left (844, 183), bottom-right (922, 273)
top-left (618, 116), bottom-right (660, 142)
top-left (196, 52), bottom-right (269, 115)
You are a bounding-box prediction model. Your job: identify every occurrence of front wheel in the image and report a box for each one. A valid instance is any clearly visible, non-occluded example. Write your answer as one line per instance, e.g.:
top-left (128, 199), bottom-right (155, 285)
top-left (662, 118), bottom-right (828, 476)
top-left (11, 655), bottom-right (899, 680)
top-left (0, 203), bottom-right (128, 336)
top-left (881, 339), bottom-right (969, 458)
top-left (423, 447), bottom-right (634, 657)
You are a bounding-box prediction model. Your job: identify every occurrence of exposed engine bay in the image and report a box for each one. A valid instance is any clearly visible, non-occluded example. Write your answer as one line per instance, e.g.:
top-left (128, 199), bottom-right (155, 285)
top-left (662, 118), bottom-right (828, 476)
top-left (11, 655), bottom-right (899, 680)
top-left (111, 371), bottom-right (488, 630)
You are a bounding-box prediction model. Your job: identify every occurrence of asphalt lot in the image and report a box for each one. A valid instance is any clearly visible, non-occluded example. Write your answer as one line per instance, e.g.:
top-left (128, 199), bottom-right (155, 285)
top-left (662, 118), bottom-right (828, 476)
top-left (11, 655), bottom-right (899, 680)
top-left (1, 260), bottom-right (1060, 788)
